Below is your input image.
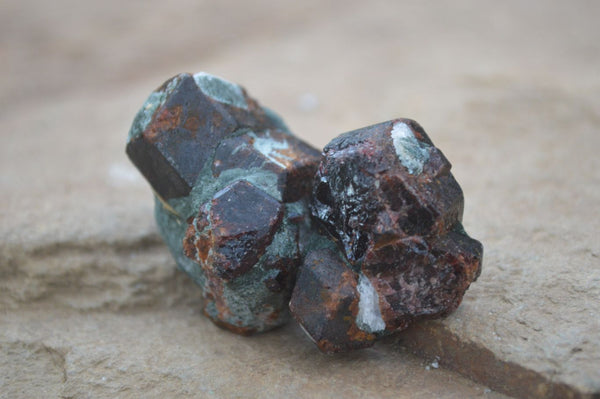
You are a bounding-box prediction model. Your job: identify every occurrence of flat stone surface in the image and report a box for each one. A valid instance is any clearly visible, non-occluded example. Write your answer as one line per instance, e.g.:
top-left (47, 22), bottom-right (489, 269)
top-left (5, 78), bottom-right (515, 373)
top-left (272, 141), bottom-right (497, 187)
top-left (0, 306), bottom-right (507, 399)
top-left (1, 0), bottom-right (599, 398)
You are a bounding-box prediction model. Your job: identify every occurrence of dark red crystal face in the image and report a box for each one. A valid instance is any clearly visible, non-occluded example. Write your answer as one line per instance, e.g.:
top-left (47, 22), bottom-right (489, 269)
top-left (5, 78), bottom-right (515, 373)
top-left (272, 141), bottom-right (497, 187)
top-left (310, 119), bottom-right (465, 264)
top-left (289, 248), bottom-right (376, 353)
top-left (184, 180), bottom-right (284, 281)
top-left (127, 74), bottom-right (238, 200)
top-left (295, 119), bottom-right (483, 349)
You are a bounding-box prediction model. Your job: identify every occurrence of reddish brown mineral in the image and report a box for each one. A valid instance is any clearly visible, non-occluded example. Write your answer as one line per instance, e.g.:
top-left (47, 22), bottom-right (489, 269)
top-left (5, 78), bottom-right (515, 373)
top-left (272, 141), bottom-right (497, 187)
top-left (290, 119), bottom-right (483, 352)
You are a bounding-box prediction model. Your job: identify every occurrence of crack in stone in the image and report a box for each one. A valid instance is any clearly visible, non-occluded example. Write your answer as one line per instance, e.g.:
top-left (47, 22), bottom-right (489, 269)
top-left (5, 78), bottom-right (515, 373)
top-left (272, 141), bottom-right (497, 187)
top-left (397, 321), bottom-right (596, 399)
top-left (41, 344), bottom-right (68, 384)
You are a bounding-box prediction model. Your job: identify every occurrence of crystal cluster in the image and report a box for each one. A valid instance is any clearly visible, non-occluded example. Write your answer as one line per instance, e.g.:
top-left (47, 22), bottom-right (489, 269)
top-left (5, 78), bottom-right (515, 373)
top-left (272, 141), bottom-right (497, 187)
top-left (126, 72), bottom-right (482, 351)
top-left (127, 72), bottom-right (320, 334)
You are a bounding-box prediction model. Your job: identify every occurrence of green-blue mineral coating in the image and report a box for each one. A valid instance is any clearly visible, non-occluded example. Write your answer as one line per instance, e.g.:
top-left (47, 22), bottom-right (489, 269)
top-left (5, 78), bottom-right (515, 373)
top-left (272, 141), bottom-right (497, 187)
top-left (127, 75), bottom-right (182, 142)
top-left (180, 178), bottom-right (311, 333)
top-left (390, 120), bottom-right (431, 175)
top-left (154, 196), bottom-right (206, 288)
top-left (193, 72), bottom-right (248, 109)
top-left (127, 71), bottom-right (321, 334)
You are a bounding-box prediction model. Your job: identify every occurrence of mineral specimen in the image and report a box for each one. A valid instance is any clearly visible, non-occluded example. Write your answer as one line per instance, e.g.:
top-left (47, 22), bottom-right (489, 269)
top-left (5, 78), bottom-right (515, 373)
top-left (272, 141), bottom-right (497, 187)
top-left (126, 72), bottom-right (321, 333)
top-left (289, 119), bottom-right (483, 352)
top-left (126, 72), bottom-right (483, 351)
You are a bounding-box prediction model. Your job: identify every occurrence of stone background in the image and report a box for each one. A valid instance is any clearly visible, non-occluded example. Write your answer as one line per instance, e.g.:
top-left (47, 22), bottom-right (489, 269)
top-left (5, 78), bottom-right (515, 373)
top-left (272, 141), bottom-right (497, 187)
top-left (1, 1), bottom-right (598, 398)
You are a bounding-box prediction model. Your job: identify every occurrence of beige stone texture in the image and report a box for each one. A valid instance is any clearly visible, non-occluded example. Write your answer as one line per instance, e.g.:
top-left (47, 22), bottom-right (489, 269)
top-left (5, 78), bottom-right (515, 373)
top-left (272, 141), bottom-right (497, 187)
top-left (1, 0), bottom-right (598, 398)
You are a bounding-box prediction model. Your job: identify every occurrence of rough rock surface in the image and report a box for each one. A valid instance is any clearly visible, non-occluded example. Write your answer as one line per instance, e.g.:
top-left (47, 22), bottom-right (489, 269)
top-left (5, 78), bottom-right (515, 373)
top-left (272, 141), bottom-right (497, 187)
top-left (312, 119), bottom-right (465, 261)
top-left (291, 119), bottom-right (482, 352)
top-left (127, 72), bottom-right (321, 333)
top-left (1, 0), bottom-right (599, 398)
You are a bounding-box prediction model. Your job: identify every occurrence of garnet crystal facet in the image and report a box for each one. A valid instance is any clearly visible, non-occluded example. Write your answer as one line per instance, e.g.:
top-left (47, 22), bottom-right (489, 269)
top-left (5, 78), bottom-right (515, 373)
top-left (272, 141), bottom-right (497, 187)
top-left (296, 119), bottom-right (482, 348)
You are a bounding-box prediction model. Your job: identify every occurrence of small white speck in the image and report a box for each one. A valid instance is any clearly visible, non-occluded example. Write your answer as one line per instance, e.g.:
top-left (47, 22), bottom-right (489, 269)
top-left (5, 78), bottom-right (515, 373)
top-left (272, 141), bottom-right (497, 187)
top-left (390, 122), bottom-right (414, 140)
top-left (484, 388), bottom-right (492, 394)
top-left (297, 92), bottom-right (319, 112)
top-left (431, 360), bottom-right (439, 369)
top-left (356, 274), bottom-right (386, 333)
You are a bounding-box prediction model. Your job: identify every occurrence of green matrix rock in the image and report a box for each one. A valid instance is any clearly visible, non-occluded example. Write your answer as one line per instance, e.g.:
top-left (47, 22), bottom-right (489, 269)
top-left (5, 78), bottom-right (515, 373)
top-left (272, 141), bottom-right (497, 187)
top-left (127, 72), bottom-right (321, 333)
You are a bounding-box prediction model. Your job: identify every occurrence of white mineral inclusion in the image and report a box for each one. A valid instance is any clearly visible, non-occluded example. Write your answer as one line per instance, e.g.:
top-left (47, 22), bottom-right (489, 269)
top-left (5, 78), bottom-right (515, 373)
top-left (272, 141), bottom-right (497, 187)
top-left (356, 273), bottom-right (386, 333)
top-left (249, 131), bottom-right (293, 169)
top-left (390, 121), bottom-right (430, 175)
top-left (193, 72), bottom-right (248, 109)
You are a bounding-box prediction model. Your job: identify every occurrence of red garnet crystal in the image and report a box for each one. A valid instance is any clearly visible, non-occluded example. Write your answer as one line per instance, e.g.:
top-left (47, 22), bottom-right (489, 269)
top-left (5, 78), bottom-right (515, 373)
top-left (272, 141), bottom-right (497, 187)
top-left (289, 119), bottom-right (482, 352)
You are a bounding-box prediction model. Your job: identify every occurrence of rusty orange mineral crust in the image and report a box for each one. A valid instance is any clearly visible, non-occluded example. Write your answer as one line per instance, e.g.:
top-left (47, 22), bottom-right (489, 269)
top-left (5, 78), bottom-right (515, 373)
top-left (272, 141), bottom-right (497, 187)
top-left (126, 72), bottom-right (482, 353)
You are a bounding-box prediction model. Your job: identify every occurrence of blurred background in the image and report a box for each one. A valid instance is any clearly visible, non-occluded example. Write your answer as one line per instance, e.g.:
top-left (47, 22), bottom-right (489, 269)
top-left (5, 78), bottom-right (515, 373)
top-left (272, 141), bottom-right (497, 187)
top-left (2, 0), bottom-right (598, 245)
top-left (3, 0), bottom-right (599, 144)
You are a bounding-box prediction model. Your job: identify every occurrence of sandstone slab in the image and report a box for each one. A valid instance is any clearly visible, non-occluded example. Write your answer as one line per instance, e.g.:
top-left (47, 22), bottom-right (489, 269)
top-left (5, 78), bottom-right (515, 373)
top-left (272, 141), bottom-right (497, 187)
top-left (0, 306), bottom-right (509, 399)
